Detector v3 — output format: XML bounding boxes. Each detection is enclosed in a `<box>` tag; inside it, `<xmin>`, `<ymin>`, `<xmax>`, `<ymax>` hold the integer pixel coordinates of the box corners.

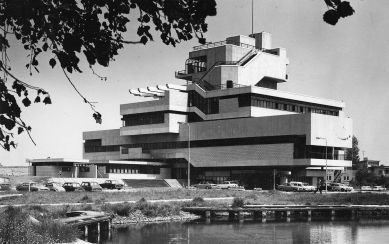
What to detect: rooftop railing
<box><xmin>193</xmin><ymin>40</ymin><xmax>256</xmax><ymax>51</ymax></box>
<box><xmin>193</xmin><ymin>39</ymin><xmax>280</xmax><ymax>56</ymax></box>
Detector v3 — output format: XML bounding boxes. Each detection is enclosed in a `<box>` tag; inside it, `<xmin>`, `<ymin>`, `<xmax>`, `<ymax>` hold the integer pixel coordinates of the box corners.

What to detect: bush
<box><xmin>102</xmin><ymin>203</ymin><xmax>133</xmax><ymax>217</ymax></box>
<box><xmin>192</xmin><ymin>197</ymin><xmax>205</xmax><ymax>206</ymax></box>
<box><xmin>136</xmin><ymin>197</ymin><xmax>148</xmax><ymax>210</ymax></box>
<box><xmin>231</xmin><ymin>197</ymin><xmax>245</xmax><ymax>208</ymax></box>
<box><xmin>0</xmin><ymin>206</ymin><xmax>79</xmax><ymax>244</ymax></box>
<box><xmin>79</xmin><ymin>194</ymin><xmax>93</xmax><ymax>203</ymax></box>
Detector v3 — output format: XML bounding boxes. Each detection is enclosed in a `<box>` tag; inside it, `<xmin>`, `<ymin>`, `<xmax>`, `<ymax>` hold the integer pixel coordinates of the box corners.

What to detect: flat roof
<box><xmin>30</xmin><ymin>158</ymin><xmax>90</xmax><ymax>163</ymax></box>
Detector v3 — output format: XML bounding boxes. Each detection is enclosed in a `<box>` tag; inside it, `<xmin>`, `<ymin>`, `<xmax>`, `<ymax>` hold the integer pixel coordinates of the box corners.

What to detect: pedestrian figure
<box><xmin>314</xmin><ymin>179</ymin><xmax>323</xmax><ymax>194</ymax></box>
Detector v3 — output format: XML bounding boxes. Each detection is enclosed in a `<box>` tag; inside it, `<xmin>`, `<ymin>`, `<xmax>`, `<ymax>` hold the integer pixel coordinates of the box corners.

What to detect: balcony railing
<box><xmin>308</xmin><ymin>152</ymin><xmax>349</xmax><ymax>161</ymax></box>
<box><xmin>188</xmin><ymin>79</ymin><xmax>249</xmax><ymax>91</ymax></box>
<box><xmin>175</xmin><ymin>70</ymin><xmax>188</xmax><ymax>76</ymax></box>
<box><xmin>193</xmin><ymin>40</ymin><xmax>256</xmax><ymax>51</ymax></box>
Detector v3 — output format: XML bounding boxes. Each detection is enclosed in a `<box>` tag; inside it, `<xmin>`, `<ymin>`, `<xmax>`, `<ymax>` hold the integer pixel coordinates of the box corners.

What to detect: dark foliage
<box><xmin>0</xmin><ymin>0</ymin><xmax>216</xmax><ymax>151</ymax></box>
<box><xmin>323</xmin><ymin>0</ymin><xmax>355</xmax><ymax>25</ymax></box>
<box><xmin>0</xmin><ymin>206</ymin><xmax>79</xmax><ymax>244</ymax></box>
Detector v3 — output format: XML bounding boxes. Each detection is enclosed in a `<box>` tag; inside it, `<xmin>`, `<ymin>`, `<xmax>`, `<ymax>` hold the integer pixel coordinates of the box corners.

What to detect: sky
<box><xmin>1</xmin><ymin>0</ymin><xmax>389</xmax><ymax>166</ymax></box>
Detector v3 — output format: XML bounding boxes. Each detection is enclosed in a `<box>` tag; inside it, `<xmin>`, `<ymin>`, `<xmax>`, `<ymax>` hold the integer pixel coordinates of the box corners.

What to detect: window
<box><xmin>186</xmin><ymin>56</ymin><xmax>207</xmax><ymax>74</ymax></box>
<box><xmin>188</xmin><ymin>91</ymin><xmax>219</xmax><ymax>114</ymax></box>
<box><xmin>62</xmin><ymin>167</ymin><xmax>71</xmax><ymax>172</ymax></box>
<box><xmin>123</xmin><ymin>112</ymin><xmax>164</xmax><ymax>127</ymax></box>
<box><xmin>80</xmin><ymin>167</ymin><xmax>90</xmax><ymax>172</ymax></box>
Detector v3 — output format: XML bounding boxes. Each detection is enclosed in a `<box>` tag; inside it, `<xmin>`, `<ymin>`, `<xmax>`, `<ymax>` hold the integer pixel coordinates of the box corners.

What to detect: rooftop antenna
<box><xmin>251</xmin><ymin>0</ymin><xmax>254</xmax><ymax>36</ymax></box>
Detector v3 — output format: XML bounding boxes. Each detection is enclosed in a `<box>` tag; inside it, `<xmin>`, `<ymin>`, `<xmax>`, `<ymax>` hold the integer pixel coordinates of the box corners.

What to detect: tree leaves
<box><xmin>49</xmin><ymin>58</ymin><xmax>56</xmax><ymax>68</ymax></box>
<box><xmin>22</xmin><ymin>97</ymin><xmax>31</xmax><ymax>107</ymax></box>
<box><xmin>0</xmin><ymin>115</ymin><xmax>15</xmax><ymax>131</ymax></box>
<box><xmin>324</xmin><ymin>10</ymin><xmax>340</xmax><ymax>25</ymax></box>
<box><xmin>42</xmin><ymin>96</ymin><xmax>52</xmax><ymax>105</ymax></box>
<box><xmin>0</xmin><ymin>0</ymin><xmax>215</xmax><ymax>152</ymax></box>
<box><xmin>323</xmin><ymin>0</ymin><xmax>354</xmax><ymax>26</ymax></box>
<box><xmin>337</xmin><ymin>2</ymin><xmax>355</xmax><ymax>18</ymax></box>
<box><xmin>93</xmin><ymin>112</ymin><xmax>102</xmax><ymax>124</ymax></box>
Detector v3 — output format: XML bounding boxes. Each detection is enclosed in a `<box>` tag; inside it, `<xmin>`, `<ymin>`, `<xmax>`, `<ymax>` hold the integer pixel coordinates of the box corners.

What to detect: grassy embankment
<box><xmin>2</xmin><ymin>189</ymin><xmax>389</xmax><ymax>242</ymax></box>
<box><xmin>3</xmin><ymin>188</ymin><xmax>389</xmax><ymax>206</ymax></box>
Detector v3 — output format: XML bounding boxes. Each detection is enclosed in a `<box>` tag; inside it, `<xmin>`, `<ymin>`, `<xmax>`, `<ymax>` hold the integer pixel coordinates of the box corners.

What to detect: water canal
<box><xmin>89</xmin><ymin>217</ymin><xmax>389</xmax><ymax>244</ymax></box>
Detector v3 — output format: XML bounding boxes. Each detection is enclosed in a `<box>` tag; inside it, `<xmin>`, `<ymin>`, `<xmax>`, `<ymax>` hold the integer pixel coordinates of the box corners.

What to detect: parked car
<box><xmin>361</xmin><ymin>186</ymin><xmax>372</xmax><ymax>191</ymax></box>
<box><xmin>217</xmin><ymin>181</ymin><xmax>238</xmax><ymax>189</ymax></box>
<box><xmin>16</xmin><ymin>182</ymin><xmax>49</xmax><ymax>192</ymax></box>
<box><xmin>99</xmin><ymin>180</ymin><xmax>124</xmax><ymax>190</ymax></box>
<box><xmin>302</xmin><ymin>182</ymin><xmax>317</xmax><ymax>192</ymax></box>
<box><xmin>290</xmin><ymin>181</ymin><xmax>314</xmax><ymax>192</ymax></box>
<box><xmin>81</xmin><ymin>182</ymin><xmax>103</xmax><ymax>192</ymax></box>
<box><xmin>0</xmin><ymin>177</ymin><xmax>11</xmax><ymax>191</ymax></box>
<box><xmin>62</xmin><ymin>182</ymin><xmax>84</xmax><ymax>192</ymax></box>
<box><xmin>45</xmin><ymin>182</ymin><xmax>66</xmax><ymax>192</ymax></box>
<box><xmin>372</xmin><ymin>186</ymin><xmax>386</xmax><ymax>191</ymax></box>
<box><xmin>330</xmin><ymin>183</ymin><xmax>353</xmax><ymax>192</ymax></box>
<box><xmin>192</xmin><ymin>181</ymin><xmax>220</xmax><ymax>189</ymax></box>
<box><xmin>277</xmin><ymin>182</ymin><xmax>303</xmax><ymax>192</ymax></box>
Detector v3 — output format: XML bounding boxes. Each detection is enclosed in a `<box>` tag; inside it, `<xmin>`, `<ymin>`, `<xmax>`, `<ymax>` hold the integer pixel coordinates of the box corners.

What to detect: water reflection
<box><xmin>98</xmin><ymin>218</ymin><xmax>389</xmax><ymax>244</ymax></box>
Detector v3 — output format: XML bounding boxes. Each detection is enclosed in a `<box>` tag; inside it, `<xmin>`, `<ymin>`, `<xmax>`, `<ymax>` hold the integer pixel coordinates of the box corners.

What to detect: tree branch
<box><xmin>60</xmin><ymin>66</ymin><xmax>99</xmax><ymax>113</ymax></box>
<box><xmin>0</xmin><ymin>63</ymin><xmax>49</xmax><ymax>93</ymax></box>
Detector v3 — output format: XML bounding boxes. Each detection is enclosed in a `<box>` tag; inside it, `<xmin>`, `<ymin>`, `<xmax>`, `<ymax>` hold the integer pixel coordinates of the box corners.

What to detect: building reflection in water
<box><xmin>97</xmin><ymin>219</ymin><xmax>389</xmax><ymax>244</ymax></box>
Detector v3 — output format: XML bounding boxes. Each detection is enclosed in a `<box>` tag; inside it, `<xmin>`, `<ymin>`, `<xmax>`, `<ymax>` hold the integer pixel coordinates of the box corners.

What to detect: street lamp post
<box><xmin>178</xmin><ymin>122</ymin><xmax>190</xmax><ymax>188</ymax></box>
<box><xmin>316</xmin><ymin>137</ymin><xmax>328</xmax><ymax>193</ymax></box>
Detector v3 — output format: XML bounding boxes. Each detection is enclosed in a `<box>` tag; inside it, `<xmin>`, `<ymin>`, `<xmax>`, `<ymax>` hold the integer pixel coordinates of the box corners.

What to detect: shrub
<box><xmin>192</xmin><ymin>197</ymin><xmax>205</xmax><ymax>206</ymax></box>
<box><xmin>136</xmin><ymin>197</ymin><xmax>148</xmax><ymax>210</ymax></box>
<box><xmin>231</xmin><ymin>197</ymin><xmax>245</xmax><ymax>208</ymax></box>
<box><xmin>0</xmin><ymin>206</ymin><xmax>79</xmax><ymax>244</ymax></box>
<box><xmin>102</xmin><ymin>203</ymin><xmax>133</xmax><ymax>217</ymax></box>
<box><xmin>79</xmin><ymin>194</ymin><xmax>93</xmax><ymax>203</ymax></box>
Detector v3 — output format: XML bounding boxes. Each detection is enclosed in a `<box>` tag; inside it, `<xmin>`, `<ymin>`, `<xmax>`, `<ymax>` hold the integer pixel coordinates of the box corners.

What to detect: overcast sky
<box><xmin>1</xmin><ymin>0</ymin><xmax>389</xmax><ymax>166</ymax></box>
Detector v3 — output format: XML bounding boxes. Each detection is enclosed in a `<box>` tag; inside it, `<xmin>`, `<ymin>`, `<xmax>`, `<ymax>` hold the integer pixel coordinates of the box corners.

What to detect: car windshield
<box><xmin>0</xmin><ymin>178</ymin><xmax>10</xmax><ymax>183</ymax></box>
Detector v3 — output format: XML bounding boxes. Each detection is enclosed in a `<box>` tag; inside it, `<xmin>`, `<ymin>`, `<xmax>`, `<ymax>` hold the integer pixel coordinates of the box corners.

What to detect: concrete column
<box><xmin>307</xmin><ymin>210</ymin><xmax>312</xmax><ymax>217</ymax></box>
<box><xmin>262</xmin><ymin>211</ymin><xmax>267</xmax><ymax>218</ymax></box>
<box><xmin>286</xmin><ymin>217</ymin><xmax>290</xmax><ymax>222</ymax></box>
<box><xmin>97</xmin><ymin>223</ymin><xmax>100</xmax><ymax>234</ymax></box>
<box><xmin>331</xmin><ymin>210</ymin><xmax>336</xmax><ymax>216</ymax></box>
<box><xmin>286</xmin><ymin>211</ymin><xmax>291</xmax><ymax>217</ymax></box>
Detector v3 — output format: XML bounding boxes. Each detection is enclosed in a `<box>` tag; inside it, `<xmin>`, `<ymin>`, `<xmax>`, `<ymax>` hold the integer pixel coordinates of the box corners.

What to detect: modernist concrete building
<box><xmin>29</xmin><ymin>32</ymin><xmax>353</xmax><ymax>189</ymax></box>
<box><xmin>77</xmin><ymin>32</ymin><xmax>353</xmax><ymax>189</ymax></box>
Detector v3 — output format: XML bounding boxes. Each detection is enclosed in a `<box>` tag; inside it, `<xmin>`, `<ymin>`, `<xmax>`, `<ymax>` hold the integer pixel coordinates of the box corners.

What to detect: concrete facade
<box><xmin>30</xmin><ymin>32</ymin><xmax>353</xmax><ymax>189</ymax></box>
